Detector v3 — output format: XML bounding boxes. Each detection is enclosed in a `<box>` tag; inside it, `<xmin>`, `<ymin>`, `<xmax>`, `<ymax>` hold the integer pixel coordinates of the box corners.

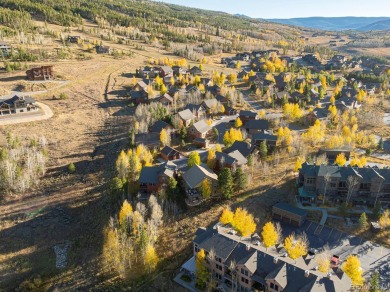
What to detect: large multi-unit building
<box><xmin>298</xmin><ymin>162</ymin><xmax>390</xmax><ymax>205</ymax></box>
<box><xmin>185</xmin><ymin>226</ymin><xmax>352</xmax><ymax>292</ymax></box>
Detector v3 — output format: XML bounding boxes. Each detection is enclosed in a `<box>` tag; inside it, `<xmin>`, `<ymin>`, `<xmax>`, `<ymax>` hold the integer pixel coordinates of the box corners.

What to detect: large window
<box><xmin>241</xmin><ymin>268</ymin><xmax>248</xmax><ymax>276</ymax></box>
<box><xmin>241</xmin><ymin>277</ymin><xmax>248</xmax><ymax>284</ymax></box>
<box><xmin>306</xmin><ymin>177</ymin><xmax>315</xmax><ymax>184</ymax></box>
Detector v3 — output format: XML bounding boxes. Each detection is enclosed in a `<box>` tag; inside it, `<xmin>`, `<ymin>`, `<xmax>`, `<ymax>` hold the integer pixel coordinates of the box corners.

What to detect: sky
<box><xmin>154</xmin><ymin>0</ymin><xmax>390</xmax><ymax>19</ymax></box>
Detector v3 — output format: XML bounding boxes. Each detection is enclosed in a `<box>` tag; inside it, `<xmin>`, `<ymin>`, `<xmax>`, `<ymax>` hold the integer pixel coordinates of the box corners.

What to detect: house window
<box><xmin>215</xmin><ymin>273</ymin><xmax>222</xmax><ymax>280</ymax></box>
<box><xmin>339</xmin><ymin>181</ymin><xmax>347</xmax><ymax>188</ymax></box>
<box><xmin>330</xmin><ymin>182</ymin><xmax>336</xmax><ymax>188</ymax></box>
<box><xmin>270</xmin><ymin>283</ymin><xmax>275</xmax><ymax>289</ymax></box>
<box><xmin>216</xmin><ymin>264</ymin><xmax>223</xmax><ymax>271</ymax></box>
<box><xmin>241</xmin><ymin>268</ymin><xmax>248</xmax><ymax>276</ymax></box>
<box><xmin>241</xmin><ymin>277</ymin><xmax>248</xmax><ymax>284</ymax></box>
<box><xmin>306</xmin><ymin>178</ymin><xmax>315</xmax><ymax>184</ymax></box>
<box><xmin>194</xmin><ymin>244</ymin><xmax>199</xmax><ymax>253</ymax></box>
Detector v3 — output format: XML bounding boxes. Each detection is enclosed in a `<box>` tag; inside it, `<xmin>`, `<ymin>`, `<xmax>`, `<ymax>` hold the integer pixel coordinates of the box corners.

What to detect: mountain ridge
<box><xmin>264</xmin><ymin>16</ymin><xmax>390</xmax><ymax>31</ymax></box>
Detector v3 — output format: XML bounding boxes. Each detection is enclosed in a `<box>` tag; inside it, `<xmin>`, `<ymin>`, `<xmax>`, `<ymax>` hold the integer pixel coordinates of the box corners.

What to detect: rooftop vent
<box><xmin>282</xmin><ymin>252</ymin><xmax>288</xmax><ymax>257</ymax></box>
<box><xmin>246</xmin><ymin>244</ymin><xmax>250</xmax><ymax>251</ymax></box>
<box><xmin>305</xmin><ymin>270</ymin><xmax>310</xmax><ymax>277</ymax></box>
<box><xmin>327</xmin><ymin>272</ymin><xmax>333</xmax><ymax>278</ymax></box>
<box><xmin>273</xmin><ymin>257</ymin><xmax>278</xmax><ymax>264</ymax></box>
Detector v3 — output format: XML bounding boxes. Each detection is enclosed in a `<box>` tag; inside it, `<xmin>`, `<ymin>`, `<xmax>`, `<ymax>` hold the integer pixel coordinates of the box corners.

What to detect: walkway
<box><xmin>296</xmin><ymin>201</ymin><xmax>329</xmax><ymax>226</ymax></box>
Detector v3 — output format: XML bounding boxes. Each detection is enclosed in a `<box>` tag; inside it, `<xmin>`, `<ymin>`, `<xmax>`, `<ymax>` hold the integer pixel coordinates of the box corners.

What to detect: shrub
<box><xmin>68</xmin><ymin>163</ymin><xmax>76</xmax><ymax>174</ymax></box>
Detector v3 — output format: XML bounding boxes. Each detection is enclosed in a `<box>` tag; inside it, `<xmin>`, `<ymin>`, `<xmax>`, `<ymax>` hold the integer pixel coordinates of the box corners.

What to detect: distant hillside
<box><xmin>266</xmin><ymin>17</ymin><xmax>390</xmax><ymax>31</ymax></box>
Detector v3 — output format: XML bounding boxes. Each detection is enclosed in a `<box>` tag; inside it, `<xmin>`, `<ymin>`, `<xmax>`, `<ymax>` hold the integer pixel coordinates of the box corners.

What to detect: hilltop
<box><xmin>266</xmin><ymin>16</ymin><xmax>390</xmax><ymax>31</ymax></box>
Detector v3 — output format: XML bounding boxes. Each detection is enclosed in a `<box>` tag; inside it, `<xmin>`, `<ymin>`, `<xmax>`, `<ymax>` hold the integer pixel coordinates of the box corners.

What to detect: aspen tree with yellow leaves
<box><xmin>343</xmin><ymin>255</ymin><xmax>364</xmax><ymax>286</ymax></box>
<box><xmin>284</xmin><ymin>233</ymin><xmax>308</xmax><ymax>260</ymax></box>
<box><xmin>261</xmin><ymin>222</ymin><xmax>279</xmax><ymax>249</ymax></box>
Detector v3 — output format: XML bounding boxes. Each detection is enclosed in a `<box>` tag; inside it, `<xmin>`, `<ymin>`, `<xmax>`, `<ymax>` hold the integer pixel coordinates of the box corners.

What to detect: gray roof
<box><xmin>252</xmin><ymin>132</ymin><xmax>277</xmax><ymax>143</ymax></box>
<box><xmin>197</xmin><ymin>232</ymin><xmax>238</xmax><ymax>260</ymax></box>
<box><xmin>265</xmin><ymin>263</ymin><xmax>288</xmax><ymax>288</ymax></box>
<box><xmin>239</xmin><ymin>110</ymin><xmax>258</xmax><ymax>118</ymax></box>
<box><xmin>202</xmin><ymin>98</ymin><xmax>218</xmax><ymax>110</ymax></box>
<box><xmin>161</xmin><ymin>145</ymin><xmax>179</xmax><ymax>157</ymax></box>
<box><xmin>194</xmin><ymin>227</ymin><xmax>353</xmax><ymax>291</ymax></box>
<box><xmin>216</xmin><ymin>151</ymin><xmax>236</xmax><ymax>166</ymax></box>
<box><xmin>273</xmin><ymin>202</ymin><xmax>307</xmax><ymax>217</ymax></box>
<box><xmin>245</xmin><ymin>119</ymin><xmax>269</xmax><ymax>130</ymax></box>
<box><xmin>139</xmin><ymin>162</ymin><xmax>174</xmax><ymax>184</ymax></box>
<box><xmin>225</xmin><ymin>141</ymin><xmax>253</xmax><ymax>158</ymax></box>
<box><xmin>182</xmin><ymin>164</ymin><xmax>218</xmax><ymax>189</ymax></box>
<box><xmin>0</xmin><ymin>95</ymin><xmax>36</xmax><ymax>106</ymax></box>
<box><xmin>227</xmin><ymin>150</ymin><xmax>248</xmax><ymax>166</ymax></box>
<box><xmin>178</xmin><ymin>109</ymin><xmax>194</xmax><ymax>121</ymax></box>
<box><xmin>135</xmin><ymin>133</ymin><xmax>160</xmax><ymax>146</ymax></box>
<box><xmin>185</xmin><ymin>103</ymin><xmax>205</xmax><ymax>113</ymax></box>
<box><xmin>192</xmin><ymin>120</ymin><xmax>212</xmax><ymax>134</ymax></box>
<box><xmin>149</xmin><ymin>120</ymin><xmax>170</xmax><ymax>133</ymax></box>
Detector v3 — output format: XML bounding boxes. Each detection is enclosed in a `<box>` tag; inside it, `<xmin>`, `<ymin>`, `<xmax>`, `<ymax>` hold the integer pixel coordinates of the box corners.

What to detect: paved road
<box><xmin>0</xmin><ymin>102</ymin><xmax>53</xmax><ymax>125</ymax></box>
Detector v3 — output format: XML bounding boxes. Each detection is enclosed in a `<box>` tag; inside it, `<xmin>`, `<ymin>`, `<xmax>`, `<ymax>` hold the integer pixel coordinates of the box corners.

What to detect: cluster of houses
<box><xmin>136</xmin><ymin>106</ymin><xmax>276</xmax><ymax>204</ymax></box>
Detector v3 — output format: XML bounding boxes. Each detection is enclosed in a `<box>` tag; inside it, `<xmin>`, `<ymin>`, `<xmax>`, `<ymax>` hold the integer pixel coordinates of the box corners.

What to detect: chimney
<box><xmin>246</xmin><ymin>244</ymin><xmax>250</xmax><ymax>251</ymax></box>
<box><xmin>305</xmin><ymin>270</ymin><xmax>310</xmax><ymax>277</ymax></box>
<box><xmin>273</xmin><ymin>257</ymin><xmax>278</xmax><ymax>264</ymax></box>
<box><xmin>327</xmin><ymin>272</ymin><xmax>333</xmax><ymax>278</ymax></box>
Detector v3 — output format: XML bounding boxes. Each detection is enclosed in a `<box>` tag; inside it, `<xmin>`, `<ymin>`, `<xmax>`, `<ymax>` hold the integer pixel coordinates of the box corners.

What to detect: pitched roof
<box><xmin>216</xmin><ymin>151</ymin><xmax>236</xmax><ymax>166</ymax></box>
<box><xmin>202</xmin><ymin>98</ymin><xmax>218</xmax><ymax>109</ymax></box>
<box><xmin>196</xmin><ymin>232</ymin><xmax>238</xmax><ymax>260</ymax></box>
<box><xmin>161</xmin><ymin>145</ymin><xmax>179</xmax><ymax>157</ymax></box>
<box><xmin>266</xmin><ymin>263</ymin><xmax>288</xmax><ymax>288</ymax></box>
<box><xmin>239</xmin><ymin>110</ymin><xmax>258</xmax><ymax>118</ymax></box>
<box><xmin>225</xmin><ymin>141</ymin><xmax>253</xmax><ymax>158</ymax></box>
<box><xmin>245</xmin><ymin>119</ymin><xmax>269</xmax><ymax>130</ymax></box>
<box><xmin>273</xmin><ymin>202</ymin><xmax>307</xmax><ymax>217</ymax></box>
<box><xmin>252</xmin><ymin>132</ymin><xmax>278</xmax><ymax>142</ymax></box>
<box><xmin>139</xmin><ymin>163</ymin><xmax>175</xmax><ymax>184</ymax></box>
<box><xmin>185</xmin><ymin>103</ymin><xmax>205</xmax><ymax>113</ymax></box>
<box><xmin>192</xmin><ymin>120</ymin><xmax>212</xmax><ymax>134</ymax></box>
<box><xmin>182</xmin><ymin>164</ymin><xmax>218</xmax><ymax>189</ymax></box>
<box><xmin>227</xmin><ymin>150</ymin><xmax>248</xmax><ymax>166</ymax></box>
<box><xmin>149</xmin><ymin>120</ymin><xmax>170</xmax><ymax>133</ymax></box>
<box><xmin>0</xmin><ymin>95</ymin><xmax>36</xmax><ymax>106</ymax></box>
<box><xmin>178</xmin><ymin>109</ymin><xmax>195</xmax><ymax>121</ymax></box>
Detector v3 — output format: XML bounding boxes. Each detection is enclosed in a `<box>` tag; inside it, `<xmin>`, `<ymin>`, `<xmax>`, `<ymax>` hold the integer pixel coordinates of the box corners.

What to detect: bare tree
<box><xmin>322</xmin><ymin>173</ymin><xmax>331</xmax><ymax>205</ymax></box>
<box><xmin>346</xmin><ymin>175</ymin><xmax>360</xmax><ymax>205</ymax></box>
<box><xmin>275</xmin><ymin>222</ymin><xmax>283</xmax><ymax>245</ymax></box>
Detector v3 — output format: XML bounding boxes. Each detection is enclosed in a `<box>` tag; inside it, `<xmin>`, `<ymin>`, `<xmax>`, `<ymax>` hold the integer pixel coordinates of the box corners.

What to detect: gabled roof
<box><xmin>196</xmin><ymin>232</ymin><xmax>238</xmax><ymax>260</ymax></box>
<box><xmin>139</xmin><ymin>162</ymin><xmax>175</xmax><ymax>184</ymax></box>
<box><xmin>216</xmin><ymin>151</ymin><xmax>236</xmax><ymax>166</ymax></box>
<box><xmin>185</xmin><ymin>103</ymin><xmax>205</xmax><ymax>113</ymax></box>
<box><xmin>192</xmin><ymin>120</ymin><xmax>212</xmax><ymax>134</ymax></box>
<box><xmin>245</xmin><ymin>119</ymin><xmax>269</xmax><ymax>130</ymax></box>
<box><xmin>266</xmin><ymin>263</ymin><xmax>288</xmax><ymax>288</ymax></box>
<box><xmin>182</xmin><ymin>164</ymin><xmax>218</xmax><ymax>189</ymax></box>
<box><xmin>202</xmin><ymin>98</ymin><xmax>218</xmax><ymax>110</ymax></box>
<box><xmin>225</xmin><ymin>141</ymin><xmax>253</xmax><ymax>158</ymax></box>
<box><xmin>0</xmin><ymin>95</ymin><xmax>35</xmax><ymax>106</ymax></box>
<box><xmin>273</xmin><ymin>202</ymin><xmax>307</xmax><ymax>217</ymax></box>
<box><xmin>135</xmin><ymin>132</ymin><xmax>160</xmax><ymax>146</ymax></box>
<box><xmin>178</xmin><ymin>109</ymin><xmax>195</xmax><ymax>121</ymax></box>
<box><xmin>161</xmin><ymin>145</ymin><xmax>180</xmax><ymax>157</ymax></box>
<box><xmin>149</xmin><ymin>120</ymin><xmax>170</xmax><ymax>133</ymax></box>
<box><xmin>239</xmin><ymin>110</ymin><xmax>258</xmax><ymax>118</ymax></box>
<box><xmin>227</xmin><ymin>150</ymin><xmax>248</xmax><ymax>166</ymax></box>
<box><xmin>252</xmin><ymin>132</ymin><xmax>277</xmax><ymax>142</ymax></box>
<box><xmin>158</xmin><ymin>93</ymin><xmax>173</xmax><ymax>103</ymax></box>
<box><xmin>159</xmin><ymin>66</ymin><xmax>173</xmax><ymax>73</ymax></box>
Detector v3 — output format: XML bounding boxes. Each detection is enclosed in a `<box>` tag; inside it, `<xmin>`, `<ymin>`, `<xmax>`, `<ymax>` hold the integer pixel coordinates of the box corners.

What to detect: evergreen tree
<box><xmin>370</xmin><ymin>272</ymin><xmax>380</xmax><ymax>292</ymax></box>
<box><xmin>259</xmin><ymin>140</ymin><xmax>268</xmax><ymax>158</ymax></box>
<box><xmin>358</xmin><ymin>212</ymin><xmax>368</xmax><ymax>230</ymax></box>
<box><xmin>378</xmin><ymin>137</ymin><xmax>384</xmax><ymax>150</ymax></box>
<box><xmin>234</xmin><ymin>167</ymin><xmax>247</xmax><ymax>191</ymax></box>
<box><xmin>373</xmin><ymin>202</ymin><xmax>382</xmax><ymax>220</ymax></box>
<box><xmin>218</xmin><ymin>168</ymin><xmax>234</xmax><ymax>199</ymax></box>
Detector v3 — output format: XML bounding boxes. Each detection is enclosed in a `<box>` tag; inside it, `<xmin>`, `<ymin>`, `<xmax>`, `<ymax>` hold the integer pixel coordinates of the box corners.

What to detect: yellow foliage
<box><xmin>201</xmin><ymin>179</ymin><xmax>212</xmax><ymax>199</ymax></box>
<box><xmin>160</xmin><ymin>129</ymin><xmax>169</xmax><ymax>146</ymax></box>
<box><xmin>335</xmin><ymin>153</ymin><xmax>347</xmax><ymax>166</ymax></box>
<box><xmin>350</xmin><ymin>156</ymin><xmax>367</xmax><ymax>168</ymax></box>
<box><xmin>284</xmin><ymin>233</ymin><xmax>308</xmax><ymax>260</ymax></box>
<box><xmin>343</xmin><ymin>255</ymin><xmax>364</xmax><ymax>286</ymax></box>
<box><xmin>259</xmin><ymin>109</ymin><xmax>266</xmax><ymax>119</ymax></box>
<box><xmin>233</xmin><ymin>207</ymin><xmax>256</xmax><ymax>237</ymax></box>
<box><xmin>220</xmin><ymin>208</ymin><xmax>234</xmax><ymax>225</ymax></box>
<box><xmin>379</xmin><ymin>210</ymin><xmax>390</xmax><ymax>228</ymax></box>
<box><xmin>119</xmin><ymin>200</ymin><xmax>133</xmax><ymax>227</ymax></box>
<box><xmin>223</xmin><ymin>128</ymin><xmax>243</xmax><ymax>146</ymax></box>
<box><xmin>235</xmin><ymin>117</ymin><xmax>243</xmax><ymax>128</ymax></box>
<box><xmin>294</xmin><ymin>157</ymin><xmax>305</xmax><ymax>172</ymax></box>
<box><xmin>283</xmin><ymin>103</ymin><xmax>304</xmax><ymax>121</ymax></box>
<box><xmin>145</xmin><ymin>243</ymin><xmax>158</xmax><ymax>272</ymax></box>
<box><xmin>261</xmin><ymin>222</ymin><xmax>278</xmax><ymax>248</ymax></box>
<box><xmin>302</xmin><ymin>120</ymin><xmax>325</xmax><ymax>146</ymax></box>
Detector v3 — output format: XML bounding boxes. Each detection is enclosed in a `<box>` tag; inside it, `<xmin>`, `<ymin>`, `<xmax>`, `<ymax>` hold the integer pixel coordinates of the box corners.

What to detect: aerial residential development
<box><xmin>0</xmin><ymin>0</ymin><xmax>389</xmax><ymax>291</ymax></box>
